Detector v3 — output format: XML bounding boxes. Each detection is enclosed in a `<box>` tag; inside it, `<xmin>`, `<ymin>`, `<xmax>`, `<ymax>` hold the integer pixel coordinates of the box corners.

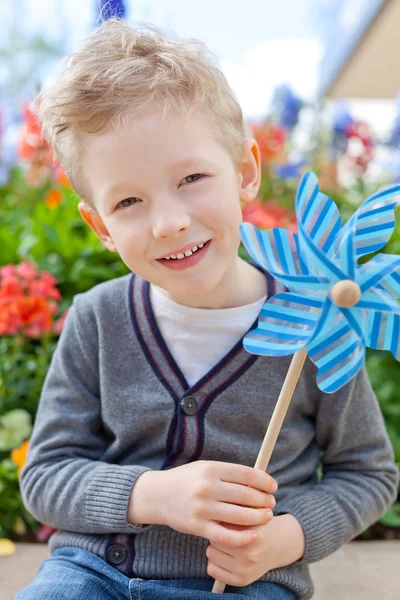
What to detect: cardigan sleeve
<box><xmin>274</xmin><ymin>364</ymin><xmax>399</xmax><ymax>564</ymax></box>
<box><xmin>20</xmin><ymin>294</ymin><xmax>152</xmax><ymax>534</ymax></box>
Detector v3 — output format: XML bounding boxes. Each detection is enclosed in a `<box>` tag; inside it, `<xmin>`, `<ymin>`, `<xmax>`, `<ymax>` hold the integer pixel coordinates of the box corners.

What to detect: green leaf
<box><xmin>379</xmin><ymin>503</ymin><xmax>400</xmax><ymax>528</ymax></box>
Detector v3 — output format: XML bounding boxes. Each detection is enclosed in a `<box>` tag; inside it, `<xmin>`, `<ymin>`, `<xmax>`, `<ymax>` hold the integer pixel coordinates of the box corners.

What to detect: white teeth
<box><xmin>163</xmin><ymin>241</ymin><xmax>207</xmax><ymax>260</ymax></box>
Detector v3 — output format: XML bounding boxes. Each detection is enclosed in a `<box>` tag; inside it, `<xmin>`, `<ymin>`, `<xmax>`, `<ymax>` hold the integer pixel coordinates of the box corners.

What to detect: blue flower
<box><xmin>240</xmin><ymin>172</ymin><xmax>400</xmax><ymax>393</ymax></box>
<box><xmin>271</xmin><ymin>84</ymin><xmax>303</xmax><ymax>129</ymax></box>
<box><xmin>275</xmin><ymin>159</ymin><xmax>307</xmax><ymax>180</ymax></box>
<box><xmin>98</xmin><ymin>0</ymin><xmax>126</xmax><ymax>21</ymax></box>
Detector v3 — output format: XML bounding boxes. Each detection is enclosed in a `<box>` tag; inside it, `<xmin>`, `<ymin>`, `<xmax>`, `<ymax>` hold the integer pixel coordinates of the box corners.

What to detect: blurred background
<box><xmin>0</xmin><ymin>0</ymin><xmax>399</xmax><ymax>552</ymax></box>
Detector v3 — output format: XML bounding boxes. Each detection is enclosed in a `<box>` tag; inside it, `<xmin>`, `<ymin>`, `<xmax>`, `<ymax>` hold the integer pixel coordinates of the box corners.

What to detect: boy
<box><xmin>16</xmin><ymin>18</ymin><xmax>398</xmax><ymax>600</ymax></box>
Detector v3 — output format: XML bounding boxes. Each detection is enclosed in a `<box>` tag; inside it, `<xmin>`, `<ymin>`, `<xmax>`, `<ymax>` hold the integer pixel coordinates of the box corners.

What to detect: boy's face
<box><xmin>79</xmin><ymin>109</ymin><xmax>261</xmax><ymax>307</ymax></box>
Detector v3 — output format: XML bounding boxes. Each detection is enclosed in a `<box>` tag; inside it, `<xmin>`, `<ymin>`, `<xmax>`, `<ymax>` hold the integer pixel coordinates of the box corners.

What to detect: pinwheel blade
<box><xmin>239</xmin><ymin>223</ymin><xmax>330</xmax><ymax>294</ymax></box>
<box><xmin>243</xmin><ymin>293</ymin><xmax>323</xmax><ymax>356</ymax></box>
<box><xmin>356</xmin><ymin>254</ymin><xmax>400</xmax><ymax>293</ymax></box>
<box><xmin>334</xmin><ymin>186</ymin><xmax>400</xmax><ymax>278</ymax></box>
<box><xmin>295</xmin><ymin>172</ymin><xmax>342</xmax><ymax>256</ymax></box>
<box><xmin>295</xmin><ymin>173</ymin><xmax>347</xmax><ymax>282</ymax></box>
<box><xmin>378</xmin><ymin>270</ymin><xmax>400</xmax><ymax>299</ymax></box>
<box><xmin>307</xmin><ymin>305</ymin><xmax>365</xmax><ymax>392</ymax></box>
<box><xmin>366</xmin><ymin>310</ymin><xmax>400</xmax><ymax>360</ymax></box>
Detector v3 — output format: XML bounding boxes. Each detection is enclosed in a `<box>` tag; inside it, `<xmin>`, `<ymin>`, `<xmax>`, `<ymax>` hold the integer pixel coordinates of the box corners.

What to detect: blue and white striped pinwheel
<box><xmin>240</xmin><ymin>172</ymin><xmax>400</xmax><ymax>393</ymax></box>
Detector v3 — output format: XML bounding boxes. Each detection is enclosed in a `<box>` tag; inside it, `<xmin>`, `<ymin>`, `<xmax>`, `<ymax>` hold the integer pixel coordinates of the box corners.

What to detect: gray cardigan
<box><xmin>20</xmin><ymin>273</ymin><xmax>399</xmax><ymax>599</ymax></box>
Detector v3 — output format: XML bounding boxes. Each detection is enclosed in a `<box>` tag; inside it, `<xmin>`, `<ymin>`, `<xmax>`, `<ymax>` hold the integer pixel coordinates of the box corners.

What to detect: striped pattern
<box><xmin>333</xmin><ymin>186</ymin><xmax>400</xmax><ymax>278</ymax></box>
<box><xmin>378</xmin><ymin>270</ymin><xmax>400</xmax><ymax>298</ymax></box>
<box><xmin>240</xmin><ymin>171</ymin><xmax>400</xmax><ymax>393</ymax></box>
<box><xmin>239</xmin><ymin>223</ymin><xmax>330</xmax><ymax>294</ymax></box>
<box><xmin>356</xmin><ymin>254</ymin><xmax>400</xmax><ymax>293</ymax></box>
<box><xmin>366</xmin><ymin>310</ymin><xmax>400</xmax><ymax>360</ymax></box>
<box><xmin>295</xmin><ymin>173</ymin><xmax>346</xmax><ymax>282</ymax></box>
<box><xmin>307</xmin><ymin>303</ymin><xmax>366</xmax><ymax>393</ymax></box>
<box><xmin>243</xmin><ymin>293</ymin><xmax>324</xmax><ymax>356</ymax></box>
<box><xmin>295</xmin><ymin>172</ymin><xmax>342</xmax><ymax>257</ymax></box>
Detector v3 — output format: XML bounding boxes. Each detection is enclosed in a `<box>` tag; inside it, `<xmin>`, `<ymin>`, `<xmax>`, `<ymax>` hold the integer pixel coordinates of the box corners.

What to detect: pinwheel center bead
<box><xmin>330</xmin><ymin>280</ymin><xmax>361</xmax><ymax>308</ymax></box>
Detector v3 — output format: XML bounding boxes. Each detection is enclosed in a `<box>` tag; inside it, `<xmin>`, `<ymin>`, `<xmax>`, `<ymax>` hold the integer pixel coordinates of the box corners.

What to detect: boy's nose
<box><xmin>151</xmin><ymin>202</ymin><xmax>191</xmax><ymax>239</ymax></box>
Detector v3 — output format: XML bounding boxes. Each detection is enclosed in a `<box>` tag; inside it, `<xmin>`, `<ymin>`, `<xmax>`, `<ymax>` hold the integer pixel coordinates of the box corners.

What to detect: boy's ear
<box><xmin>78</xmin><ymin>202</ymin><xmax>118</xmax><ymax>253</ymax></box>
<box><xmin>239</xmin><ymin>139</ymin><xmax>261</xmax><ymax>203</ymax></box>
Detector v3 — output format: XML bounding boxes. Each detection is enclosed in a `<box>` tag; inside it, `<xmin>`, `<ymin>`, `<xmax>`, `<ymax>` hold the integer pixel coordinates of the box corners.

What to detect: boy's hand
<box><xmin>129</xmin><ymin>461</ymin><xmax>277</xmax><ymax>547</ymax></box>
<box><xmin>205</xmin><ymin>514</ymin><xmax>306</xmax><ymax>588</ymax></box>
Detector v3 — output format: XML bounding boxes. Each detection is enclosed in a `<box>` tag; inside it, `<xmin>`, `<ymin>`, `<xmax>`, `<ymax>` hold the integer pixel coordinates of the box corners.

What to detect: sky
<box><xmin>0</xmin><ymin>0</ymin><xmax>396</xmax><ymax>135</ymax></box>
<box><xmin>0</xmin><ymin>0</ymin><xmax>324</xmax><ymax>118</ymax></box>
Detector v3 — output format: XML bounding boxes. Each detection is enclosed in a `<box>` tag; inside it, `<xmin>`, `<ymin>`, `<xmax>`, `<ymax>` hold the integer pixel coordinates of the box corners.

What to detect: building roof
<box><xmin>317</xmin><ymin>0</ymin><xmax>394</xmax><ymax>98</ymax></box>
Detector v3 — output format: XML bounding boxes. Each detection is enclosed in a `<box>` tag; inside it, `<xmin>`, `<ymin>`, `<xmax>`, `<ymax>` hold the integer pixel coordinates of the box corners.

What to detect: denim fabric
<box><xmin>15</xmin><ymin>547</ymin><xmax>298</xmax><ymax>600</ymax></box>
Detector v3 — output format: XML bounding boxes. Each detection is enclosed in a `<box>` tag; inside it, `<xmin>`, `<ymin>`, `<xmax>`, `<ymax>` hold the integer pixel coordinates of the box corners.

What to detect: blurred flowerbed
<box><xmin>0</xmin><ymin>89</ymin><xmax>399</xmax><ymax>553</ymax></box>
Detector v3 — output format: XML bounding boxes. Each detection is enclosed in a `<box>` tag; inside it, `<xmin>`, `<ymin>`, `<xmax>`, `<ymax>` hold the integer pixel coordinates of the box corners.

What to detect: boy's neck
<box><xmin>153</xmin><ymin>258</ymin><xmax>268</xmax><ymax>310</ymax></box>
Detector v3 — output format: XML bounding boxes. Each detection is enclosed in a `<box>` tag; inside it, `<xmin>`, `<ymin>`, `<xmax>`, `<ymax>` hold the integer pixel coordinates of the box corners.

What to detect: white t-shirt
<box><xmin>150</xmin><ymin>284</ymin><xmax>267</xmax><ymax>387</ymax></box>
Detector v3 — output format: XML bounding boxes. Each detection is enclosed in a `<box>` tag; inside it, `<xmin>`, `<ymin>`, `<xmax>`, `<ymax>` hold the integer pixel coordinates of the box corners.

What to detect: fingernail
<box><xmin>272</xmin><ymin>481</ymin><xmax>278</xmax><ymax>492</ymax></box>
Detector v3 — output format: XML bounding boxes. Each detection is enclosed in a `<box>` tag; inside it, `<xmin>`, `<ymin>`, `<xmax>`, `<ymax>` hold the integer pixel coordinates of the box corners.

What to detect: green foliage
<box><xmin>0</xmin><ymin>458</ymin><xmax>38</xmax><ymax>539</ymax></box>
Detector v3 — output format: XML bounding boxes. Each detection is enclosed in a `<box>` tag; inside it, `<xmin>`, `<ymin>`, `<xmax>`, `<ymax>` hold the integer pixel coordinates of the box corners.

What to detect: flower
<box><xmin>240</xmin><ymin>172</ymin><xmax>400</xmax><ymax>393</ymax></box>
<box><xmin>270</xmin><ymin>84</ymin><xmax>303</xmax><ymax>129</ymax></box>
<box><xmin>11</xmin><ymin>439</ymin><xmax>30</xmax><ymax>477</ymax></box>
<box><xmin>242</xmin><ymin>199</ymin><xmax>297</xmax><ymax>233</ymax></box>
<box><xmin>251</xmin><ymin>121</ymin><xmax>286</xmax><ymax>166</ymax></box>
<box><xmin>18</xmin><ymin>103</ymin><xmax>53</xmax><ymax>186</ymax></box>
<box><xmin>274</xmin><ymin>159</ymin><xmax>307</xmax><ymax>180</ymax></box>
<box><xmin>45</xmin><ymin>188</ymin><xmax>63</xmax><ymax>209</ymax></box>
<box><xmin>0</xmin><ymin>262</ymin><xmax>61</xmax><ymax>338</ymax></box>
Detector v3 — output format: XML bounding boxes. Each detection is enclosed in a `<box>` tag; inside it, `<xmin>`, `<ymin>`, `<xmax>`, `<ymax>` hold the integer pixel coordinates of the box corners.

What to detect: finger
<box><xmin>206</xmin><ymin>544</ymin><xmax>237</xmax><ymax>569</ymax></box>
<box><xmin>205</xmin><ymin>522</ymin><xmax>258</xmax><ymax>548</ymax></box>
<box><xmin>209</xmin><ymin>502</ymin><xmax>273</xmax><ymax>527</ymax></box>
<box><xmin>216</xmin><ymin>462</ymin><xmax>278</xmax><ymax>494</ymax></box>
<box><xmin>207</xmin><ymin>542</ymin><xmax>235</xmax><ymax>559</ymax></box>
<box><xmin>217</xmin><ymin>481</ymin><xmax>276</xmax><ymax>509</ymax></box>
<box><xmin>207</xmin><ymin>560</ymin><xmax>243</xmax><ymax>588</ymax></box>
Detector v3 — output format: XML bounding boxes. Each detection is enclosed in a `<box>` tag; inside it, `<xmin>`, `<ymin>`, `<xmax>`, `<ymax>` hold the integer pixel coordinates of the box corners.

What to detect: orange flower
<box><xmin>54</xmin><ymin>166</ymin><xmax>71</xmax><ymax>188</ymax></box>
<box><xmin>11</xmin><ymin>440</ymin><xmax>30</xmax><ymax>477</ymax></box>
<box><xmin>45</xmin><ymin>189</ymin><xmax>63</xmax><ymax>209</ymax></box>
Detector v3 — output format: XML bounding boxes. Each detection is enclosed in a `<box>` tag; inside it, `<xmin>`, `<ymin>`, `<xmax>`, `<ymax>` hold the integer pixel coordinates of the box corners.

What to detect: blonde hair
<box><xmin>36</xmin><ymin>18</ymin><xmax>246</xmax><ymax>200</ymax></box>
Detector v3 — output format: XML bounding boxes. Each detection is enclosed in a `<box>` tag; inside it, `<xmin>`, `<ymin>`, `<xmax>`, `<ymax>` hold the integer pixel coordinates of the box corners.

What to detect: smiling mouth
<box><xmin>160</xmin><ymin>240</ymin><xmax>210</xmax><ymax>261</ymax></box>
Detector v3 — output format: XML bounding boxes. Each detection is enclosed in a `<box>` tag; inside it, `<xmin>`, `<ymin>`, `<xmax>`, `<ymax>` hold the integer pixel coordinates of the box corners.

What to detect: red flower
<box><xmin>242</xmin><ymin>199</ymin><xmax>297</xmax><ymax>232</ymax></box>
<box><xmin>0</xmin><ymin>262</ymin><xmax>62</xmax><ymax>338</ymax></box>
<box><xmin>251</xmin><ymin>121</ymin><xmax>286</xmax><ymax>166</ymax></box>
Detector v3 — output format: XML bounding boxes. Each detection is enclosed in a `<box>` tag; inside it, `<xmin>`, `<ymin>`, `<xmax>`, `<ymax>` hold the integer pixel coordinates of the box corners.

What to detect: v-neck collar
<box><xmin>129</xmin><ymin>269</ymin><xmax>276</xmax><ymax>400</ymax></box>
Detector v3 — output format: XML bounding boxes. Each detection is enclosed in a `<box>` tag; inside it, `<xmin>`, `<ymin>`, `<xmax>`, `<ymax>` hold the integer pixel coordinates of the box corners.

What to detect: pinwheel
<box><xmin>211</xmin><ymin>172</ymin><xmax>400</xmax><ymax>593</ymax></box>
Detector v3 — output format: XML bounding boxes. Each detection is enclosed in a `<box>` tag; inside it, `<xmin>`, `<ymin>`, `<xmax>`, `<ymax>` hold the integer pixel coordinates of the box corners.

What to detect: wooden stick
<box><xmin>211</xmin><ymin>348</ymin><xmax>308</xmax><ymax>594</ymax></box>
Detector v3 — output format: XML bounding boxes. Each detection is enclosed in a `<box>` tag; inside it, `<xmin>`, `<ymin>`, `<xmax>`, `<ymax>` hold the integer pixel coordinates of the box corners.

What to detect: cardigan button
<box><xmin>181</xmin><ymin>396</ymin><xmax>199</xmax><ymax>416</ymax></box>
<box><xmin>107</xmin><ymin>543</ymin><xmax>127</xmax><ymax>565</ymax></box>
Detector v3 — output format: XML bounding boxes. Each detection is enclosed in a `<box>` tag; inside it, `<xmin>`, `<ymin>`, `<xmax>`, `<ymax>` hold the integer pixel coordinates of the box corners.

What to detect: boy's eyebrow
<box><xmin>101</xmin><ymin>157</ymin><xmax>215</xmax><ymax>202</ymax></box>
<box><xmin>170</xmin><ymin>156</ymin><xmax>214</xmax><ymax>169</ymax></box>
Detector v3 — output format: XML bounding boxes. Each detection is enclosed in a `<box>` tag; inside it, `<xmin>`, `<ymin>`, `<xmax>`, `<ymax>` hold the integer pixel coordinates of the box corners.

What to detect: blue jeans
<box><xmin>15</xmin><ymin>547</ymin><xmax>298</xmax><ymax>599</ymax></box>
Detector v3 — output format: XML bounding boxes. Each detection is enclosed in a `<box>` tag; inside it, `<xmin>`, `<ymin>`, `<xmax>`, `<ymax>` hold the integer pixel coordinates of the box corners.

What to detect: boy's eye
<box><xmin>182</xmin><ymin>173</ymin><xmax>205</xmax><ymax>185</ymax></box>
<box><xmin>116</xmin><ymin>197</ymin><xmax>139</xmax><ymax>209</ymax></box>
